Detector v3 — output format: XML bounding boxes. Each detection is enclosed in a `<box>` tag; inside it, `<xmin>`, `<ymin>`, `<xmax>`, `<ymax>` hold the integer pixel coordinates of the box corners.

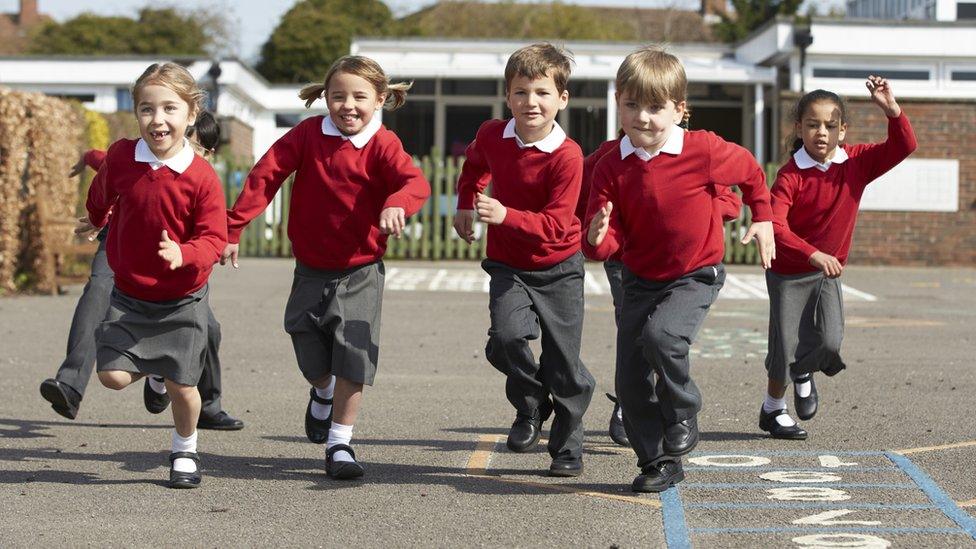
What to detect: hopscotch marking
<box><xmin>660</xmin><ymin>450</ymin><xmax>976</xmax><ymax>548</ymax></box>
<box><xmin>383</xmin><ymin>268</ymin><xmax>878</xmax><ymax>301</ymax></box>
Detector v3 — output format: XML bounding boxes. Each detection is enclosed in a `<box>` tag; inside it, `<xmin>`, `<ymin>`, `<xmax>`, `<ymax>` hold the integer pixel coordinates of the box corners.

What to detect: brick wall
<box><xmin>219</xmin><ymin>117</ymin><xmax>254</xmax><ymax>163</ymax></box>
<box><xmin>777</xmin><ymin>93</ymin><xmax>976</xmax><ymax>266</ymax></box>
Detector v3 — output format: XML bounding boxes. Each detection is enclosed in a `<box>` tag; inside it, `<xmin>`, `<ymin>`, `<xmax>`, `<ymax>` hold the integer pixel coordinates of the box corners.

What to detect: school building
<box><xmin>0</xmin><ymin>5</ymin><xmax>973</xmax><ymax>266</ymax></box>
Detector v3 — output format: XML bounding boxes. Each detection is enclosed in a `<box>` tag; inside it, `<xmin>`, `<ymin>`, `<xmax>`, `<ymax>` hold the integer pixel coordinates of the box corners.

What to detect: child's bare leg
<box><xmin>166</xmin><ymin>380</ymin><xmax>201</xmax><ymax>437</ymax></box>
<box><xmin>766</xmin><ymin>378</ymin><xmax>787</xmax><ymax>400</ymax></box>
<box><xmin>98</xmin><ymin>370</ymin><xmax>144</xmax><ymax>390</ymax></box>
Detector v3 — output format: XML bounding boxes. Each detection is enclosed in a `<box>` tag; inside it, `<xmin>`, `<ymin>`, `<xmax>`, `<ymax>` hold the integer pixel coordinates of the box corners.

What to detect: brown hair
<box><xmin>298</xmin><ymin>55</ymin><xmax>411</xmax><ymax>111</ymax></box>
<box><xmin>616</xmin><ymin>46</ymin><xmax>690</xmax><ymax>125</ymax></box>
<box><xmin>504</xmin><ymin>42</ymin><xmax>573</xmax><ymax>94</ymax></box>
<box><xmin>132</xmin><ymin>62</ymin><xmax>206</xmax><ymax>117</ymax></box>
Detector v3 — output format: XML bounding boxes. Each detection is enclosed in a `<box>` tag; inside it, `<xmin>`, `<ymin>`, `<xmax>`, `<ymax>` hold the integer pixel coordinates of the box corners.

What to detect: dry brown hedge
<box><xmin>0</xmin><ymin>87</ymin><xmax>84</xmax><ymax>294</ymax></box>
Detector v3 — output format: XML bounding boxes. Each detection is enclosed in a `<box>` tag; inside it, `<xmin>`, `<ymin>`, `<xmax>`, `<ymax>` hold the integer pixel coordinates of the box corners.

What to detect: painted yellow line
<box><xmin>463</xmin><ymin>435</ymin><xmax>661</xmax><ymax>508</ymax></box>
<box><xmin>894</xmin><ymin>439</ymin><xmax>976</xmax><ymax>455</ymax></box>
<box><xmin>957</xmin><ymin>499</ymin><xmax>976</xmax><ymax>508</ymax></box>
<box><xmin>465</xmin><ymin>434</ymin><xmax>500</xmax><ymax>476</ymax></box>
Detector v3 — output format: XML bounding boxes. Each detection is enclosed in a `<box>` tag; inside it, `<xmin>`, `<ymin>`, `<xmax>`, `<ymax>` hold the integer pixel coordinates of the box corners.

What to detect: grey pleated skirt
<box><xmin>765</xmin><ymin>270</ymin><xmax>846</xmax><ymax>384</ymax></box>
<box><xmin>95</xmin><ymin>285</ymin><xmax>211</xmax><ymax>386</ymax></box>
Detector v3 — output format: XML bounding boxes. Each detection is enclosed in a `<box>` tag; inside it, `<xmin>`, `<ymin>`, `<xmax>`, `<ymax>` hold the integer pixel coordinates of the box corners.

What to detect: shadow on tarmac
<box><xmin>0</xmin><ymin>417</ymin><xmax>169</xmax><ymax>440</ymax></box>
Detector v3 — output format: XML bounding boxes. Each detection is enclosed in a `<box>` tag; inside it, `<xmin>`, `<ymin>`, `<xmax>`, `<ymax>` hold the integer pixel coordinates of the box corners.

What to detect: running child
<box><xmin>86</xmin><ymin>62</ymin><xmax>228</xmax><ymax>488</ymax></box>
<box><xmin>759</xmin><ymin>77</ymin><xmax>916</xmax><ymax>439</ymax></box>
<box><xmin>584</xmin><ymin>47</ymin><xmax>775</xmax><ymax>492</ymax></box>
<box><xmin>222</xmin><ymin>55</ymin><xmax>430</xmax><ymax>479</ymax></box>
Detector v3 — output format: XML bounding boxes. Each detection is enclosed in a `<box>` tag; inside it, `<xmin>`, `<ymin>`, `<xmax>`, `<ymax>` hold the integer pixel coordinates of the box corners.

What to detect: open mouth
<box><xmin>150</xmin><ymin>130</ymin><xmax>170</xmax><ymax>140</ymax></box>
<box><xmin>339</xmin><ymin>114</ymin><xmax>360</xmax><ymax>123</ymax></box>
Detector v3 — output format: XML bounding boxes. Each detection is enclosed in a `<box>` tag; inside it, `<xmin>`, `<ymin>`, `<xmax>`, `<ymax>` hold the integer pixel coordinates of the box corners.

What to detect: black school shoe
<box><xmin>326</xmin><ymin>444</ymin><xmax>365</xmax><ymax>480</ymax></box>
<box><xmin>305</xmin><ymin>387</ymin><xmax>333</xmax><ymax>444</ymax></box>
<box><xmin>143</xmin><ymin>378</ymin><xmax>171</xmax><ymax>414</ymax></box>
<box><xmin>40</xmin><ymin>379</ymin><xmax>82</xmax><ymax>420</ymax></box>
<box><xmin>606</xmin><ymin>393</ymin><xmax>630</xmax><ymax>447</ymax></box>
<box><xmin>548</xmin><ymin>456</ymin><xmax>583</xmax><ymax>477</ymax></box>
<box><xmin>197</xmin><ymin>411</ymin><xmax>245</xmax><ymax>431</ymax></box>
<box><xmin>758</xmin><ymin>406</ymin><xmax>808</xmax><ymax>440</ymax></box>
<box><xmin>663</xmin><ymin>416</ymin><xmax>699</xmax><ymax>456</ymax></box>
<box><xmin>794</xmin><ymin>374</ymin><xmax>818</xmax><ymax>421</ymax></box>
<box><xmin>632</xmin><ymin>460</ymin><xmax>685</xmax><ymax>493</ymax></box>
<box><xmin>168</xmin><ymin>452</ymin><xmax>201</xmax><ymax>489</ymax></box>
<box><xmin>506</xmin><ymin>399</ymin><xmax>553</xmax><ymax>453</ymax></box>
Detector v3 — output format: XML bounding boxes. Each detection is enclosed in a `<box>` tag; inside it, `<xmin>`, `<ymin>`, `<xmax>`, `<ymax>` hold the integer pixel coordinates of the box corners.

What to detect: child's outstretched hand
<box><xmin>74</xmin><ymin>216</ymin><xmax>101</xmax><ymax>241</ymax></box>
<box><xmin>220</xmin><ymin>243</ymin><xmax>239</xmax><ymax>269</ymax></box>
<box><xmin>587</xmin><ymin>201</ymin><xmax>613</xmax><ymax>247</ymax></box>
<box><xmin>741</xmin><ymin>220</ymin><xmax>775</xmax><ymax>269</ymax></box>
<box><xmin>68</xmin><ymin>155</ymin><xmax>87</xmax><ymax>178</ymax></box>
<box><xmin>866</xmin><ymin>75</ymin><xmax>901</xmax><ymax>117</ymax></box>
<box><xmin>379</xmin><ymin>207</ymin><xmax>406</xmax><ymax>238</ymax></box>
<box><xmin>475</xmin><ymin>192</ymin><xmax>507</xmax><ymax>225</ymax></box>
<box><xmin>453</xmin><ymin>209</ymin><xmax>476</xmax><ymax>243</ymax></box>
<box><xmin>809</xmin><ymin>251</ymin><xmax>843</xmax><ymax>278</ymax></box>
<box><xmin>158</xmin><ymin>230</ymin><xmax>183</xmax><ymax>270</ymax></box>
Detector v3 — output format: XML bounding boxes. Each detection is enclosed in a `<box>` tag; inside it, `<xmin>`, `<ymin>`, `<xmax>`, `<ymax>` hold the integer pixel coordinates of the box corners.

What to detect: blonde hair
<box><xmin>132</xmin><ymin>62</ymin><xmax>206</xmax><ymax>116</ymax></box>
<box><xmin>504</xmin><ymin>42</ymin><xmax>573</xmax><ymax>94</ymax></box>
<box><xmin>298</xmin><ymin>55</ymin><xmax>411</xmax><ymax>111</ymax></box>
<box><xmin>616</xmin><ymin>47</ymin><xmax>691</xmax><ymax>125</ymax></box>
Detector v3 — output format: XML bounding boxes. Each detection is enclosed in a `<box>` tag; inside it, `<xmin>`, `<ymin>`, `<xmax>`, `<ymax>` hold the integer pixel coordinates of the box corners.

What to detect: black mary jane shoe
<box><xmin>606</xmin><ymin>393</ymin><xmax>630</xmax><ymax>447</ymax></box>
<box><xmin>794</xmin><ymin>374</ymin><xmax>818</xmax><ymax>421</ymax></box>
<box><xmin>506</xmin><ymin>399</ymin><xmax>553</xmax><ymax>453</ymax></box>
<box><xmin>326</xmin><ymin>444</ymin><xmax>365</xmax><ymax>480</ymax></box>
<box><xmin>305</xmin><ymin>387</ymin><xmax>333</xmax><ymax>444</ymax></box>
<box><xmin>663</xmin><ymin>416</ymin><xmax>699</xmax><ymax>456</ymax></box>
<box><xmin>40</xmin><ymin>379</ymin><xmax>82</xmax><ymax>420</ymax></box>
<box><xmin>168</xmin><ymin>452</ymin><xmax>202</xmax><ymax>489</ymax></box>
<box><xmin>758</xmin><ymin>407</ymin><xmax>808</xmax><ymax>440</ymax></box>
<box><xmin>632</xmin><ymin>460</ymin><xmax>685</xmax><ymax>493</ymax></box>
<box><xmin>143</xmin><ymin>378</ymin><xmax>171</xmax><ymax>415</ymax></box>
<box><xmin>197</xmin><ymin>411</ymin><xmax>245</xmax><ymax>431</ymax></box>
<box><xmin>548</xmin><ymin>456</ymin><xmax>584</xmax><ymax>478</ymax></box>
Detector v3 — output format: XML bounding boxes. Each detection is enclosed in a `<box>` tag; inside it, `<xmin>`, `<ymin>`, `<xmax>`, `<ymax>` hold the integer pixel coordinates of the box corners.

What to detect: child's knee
<box><xmin>165</xmin><ymin>382</ymin><xmax>199</xmax><ymax>402</ymax></box>
<box><xmin>97</xmin><ymin>371</ymin><xmax>128</xmax><ymax>390</ymax></box>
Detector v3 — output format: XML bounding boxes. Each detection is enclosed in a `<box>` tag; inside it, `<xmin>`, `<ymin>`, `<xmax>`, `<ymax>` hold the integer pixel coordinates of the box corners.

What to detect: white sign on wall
<box><xmin>859</xmin><ymin>158</ymin><xmax>959</xmax><ymax>212</ymax></box>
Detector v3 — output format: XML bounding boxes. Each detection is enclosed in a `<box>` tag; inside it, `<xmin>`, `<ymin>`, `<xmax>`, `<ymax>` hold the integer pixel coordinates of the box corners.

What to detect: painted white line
<box><xmin>584</xmin><ymin>273</ymin><xmax>605</xmax><ymax>295</ymax></box>
<box><xmin>428</xmin><ymin>269</ymin><xmax>448</xmax><ymax>291</ymax></box>
<box><xmin>724</xmin><ymin>274</ymin><xmax>769</xmax><ymax>299</ymax></box>
<box><xmin>842</xmin><ymin>284</ymin><xmax>878</xmax><ymax>302</ymax></box>
<box><xmin>386</xmin><ymin>267</ymin><xmax>399</xmax><ymax>285</ymax></box>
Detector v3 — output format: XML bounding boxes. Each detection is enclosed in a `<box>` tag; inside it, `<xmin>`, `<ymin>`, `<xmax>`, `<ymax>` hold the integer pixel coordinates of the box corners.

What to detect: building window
<box><xmin>395</xmin><ymin>78</ymin><xmax>435</xmax><ymax>95</ymax></box>
<box><xmin>116</xmin><ymin>87</ymin><xmax>133</xmax><ymax>111</ymax></box>
<box><xmin>569</xmin><ymin>106</ymin><xmax>607</xmax><ymax>155</ymax></box>
<box><xmin>275</xmin><ymin>113</ymin><xmax>303</xmax><ymax>128</ymax></box>
<box><xmin>567</xmin><ymin>80</ymin><xmax>608</xmax><ymax>99</ymax></box>
<box><xmin>382</xmin><ymin>100</ymin><xmax>435</xmax><ymax>156</ymax></box>
<box><xmin>959</xmin><ymin>3</ymin><xmax>976</xmax><ymax>19</ymax></box>
<box><xmin>441</xmin><ymin>79</ymin><xmax>498</xmax><ymax>96</ymax></box>
<box><xmin>46</xmin><ymin>92</ymin><xmax>96</xmax><ymax>103</ymax></box>
<box><xmin>951</xmin><ymin>71</ymin><xmax>976</xmax><ymax>81</ymax></box>
<box><xmin>812</xmin><ymin>68</ymin><xmax>930</xmax><ymax>80</ymax></box>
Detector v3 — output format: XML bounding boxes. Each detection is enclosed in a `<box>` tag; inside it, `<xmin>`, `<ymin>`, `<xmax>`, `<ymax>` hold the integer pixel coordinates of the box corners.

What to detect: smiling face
<box><xmin>326</xmin><ymin>71</ymin><xmax>386</xmax><ymax>136</ymax></box>
<box><xmin>505</xmin><ymin>72</ymin><xmax>569</xmax><ymax>144</ymax></box>
<box><xmin>796</xmin><ymin>100</ymin><xmax>847</xmax><ymax>163</ymax></box>
<box><xmin>136</xmin><ymin>84</ymin><xmax>195</xmax><ymax>160</ymax></box>
<box><xmin>617</xmin><ymin>92</ymin><xmax>685</xmax><ymax>151</ymax></box>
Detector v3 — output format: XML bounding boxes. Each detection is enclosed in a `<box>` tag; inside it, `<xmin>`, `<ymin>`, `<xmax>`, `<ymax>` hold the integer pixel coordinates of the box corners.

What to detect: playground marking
<box><xmin>894</xmin><ymin>439</ymin><xmax>976</xmax><ymax>455</ymax></box>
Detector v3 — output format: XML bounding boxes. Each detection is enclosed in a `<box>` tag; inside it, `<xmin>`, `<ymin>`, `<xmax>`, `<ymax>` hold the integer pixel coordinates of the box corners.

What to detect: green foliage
<box><xmin>28</xmin><ymin>8</ymin><xmax>213</xmax><ymax>55</ymax></box>
<box><xmin>713</xmin><ymin>0</ymin><xmax>803</xmax><ymax>42</ymax></box>
<box><xmin>256</xmin><ymin>0</ymin><xmax>394</xmax><ymax>84</ymax></box>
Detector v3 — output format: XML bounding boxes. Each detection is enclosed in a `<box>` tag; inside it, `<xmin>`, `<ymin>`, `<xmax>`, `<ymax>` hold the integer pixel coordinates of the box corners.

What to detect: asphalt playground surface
<box><xmin>2</xmin><ymin>259</ymin><xmax>975</xmax><ymax>547</ymax></box>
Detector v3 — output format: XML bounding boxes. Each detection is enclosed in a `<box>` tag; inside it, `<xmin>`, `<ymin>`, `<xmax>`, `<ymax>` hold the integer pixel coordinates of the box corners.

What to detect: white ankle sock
<box><xmin>171</xmin><ymin>430</ymin><xmax>198</xmax><ymax>473</ymax></box>
<box><xmin>763</xmin><ymin>394</ymin><xmax>786</xmax><ymax>413</ymax></box>
<box><xmin>311</xmin><ymin>377</ymin><xmax>335</xmax><ymax>420</ymax></box>
<box><xmin>148</xmin><ymin>376</ymin><xmax>167</xmax><ymax>395</ymax></box>
<box><xmin>326</xmin><ymin>422</ymin><xmax>354</xmax><ymax>463</ymax></box>
<box><xmin>795</xmin><ymin>376</ymin><xmax>812</xmax><ymax>398</ymax></box>
<box><xmin>616</xmin><ymin>405</ymin><xmax>624</xmax><ymax>421</ymax></box>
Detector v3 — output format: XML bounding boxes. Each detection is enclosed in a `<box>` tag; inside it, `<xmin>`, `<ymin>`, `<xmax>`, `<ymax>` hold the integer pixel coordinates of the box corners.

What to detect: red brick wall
<box><xmin>777</xmin><ymin>94</ymin><xmax>976</xmax><ymax>266</ymax></box>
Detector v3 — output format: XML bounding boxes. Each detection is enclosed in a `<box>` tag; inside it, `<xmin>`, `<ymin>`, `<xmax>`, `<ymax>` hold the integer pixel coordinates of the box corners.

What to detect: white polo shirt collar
<box><xmin>620</xmin><ymin>125</ymin><xmax>684</xmax><ymax>161</ymax></box>
<box><xmin>503</xmin><ymin>118</ymin><xmax>566</xmax><ymax>153</ymax></box>
<box><xmin>135</xmin><ymin>138</ymin><xmax>195</xmax><ymax>173</ymax></box>
<box><xmin>322</xmin><ymin>113</ymin><xmax>382</xmax><ymax>149</ymax></box>
<box><xmin>793</xmin><ymin>145</ymin><xmax>849</xmax><ymax>172</ymax></box>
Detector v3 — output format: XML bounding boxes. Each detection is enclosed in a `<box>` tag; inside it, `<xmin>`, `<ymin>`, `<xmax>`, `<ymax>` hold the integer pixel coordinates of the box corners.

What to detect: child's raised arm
<box><xmin>853</xmin><ymin>76</ymin><xmax>918</xmax><ymax>184</ymax></box>
<box><xmin>454</xmin><ymin>131</ymin><xmax>492</xmax><ymax>243</ymax></box>
<box><xmin>85</xmin><ymin>149</ymin><xmax>119</xmax><ymax>229</ymax></box>
<box><xmin>377</xmin><ymin>136</ymin><xmax>431</xmax><ymax>239</ymax></box>
<box><xmin>582</xmin><ymin>161</ymin><xmax>622</xmax><ymax>260</ymax></box>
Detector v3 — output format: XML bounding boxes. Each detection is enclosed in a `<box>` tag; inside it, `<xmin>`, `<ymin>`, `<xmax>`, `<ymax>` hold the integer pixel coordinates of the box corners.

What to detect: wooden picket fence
<box><xmin>217</xmin><ymin>156</ymin><xmax>777</xmax><ymax>265</ymax></box>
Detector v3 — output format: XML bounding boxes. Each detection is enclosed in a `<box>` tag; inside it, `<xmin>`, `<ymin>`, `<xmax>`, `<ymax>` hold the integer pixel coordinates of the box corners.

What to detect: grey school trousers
<box><xmin>765</xmin><ymin>270</ymin><xmax>846</xmax><ymax>384</ymax></box>
<box><xmin>482</xmin><ymin>252</ymin><xmax>595</xmax><ymax>460</ymax></box>
<box><xmin>616</xmin><ymin>264</ymin><xmax>725</xmax><ymax>468</ymax></box>
<box><xmin>53</xmin><ymin>234</ymin><xmax>225</xmax><ymax>417</ymax></box>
